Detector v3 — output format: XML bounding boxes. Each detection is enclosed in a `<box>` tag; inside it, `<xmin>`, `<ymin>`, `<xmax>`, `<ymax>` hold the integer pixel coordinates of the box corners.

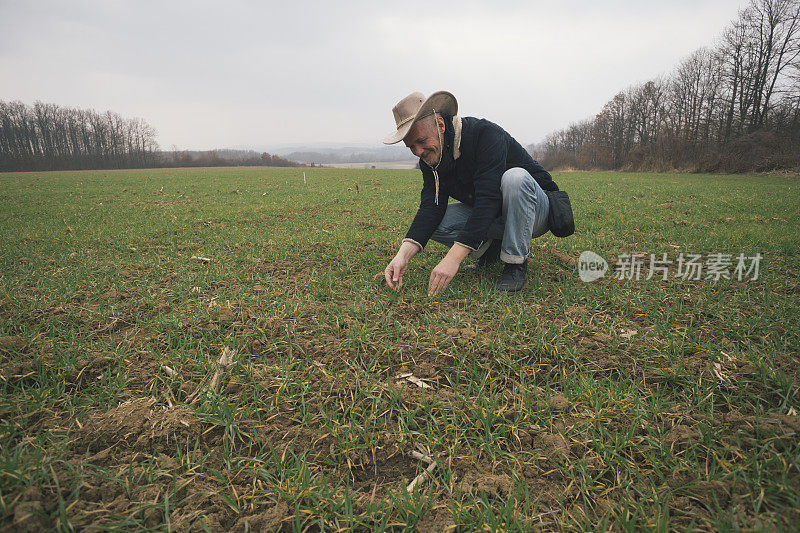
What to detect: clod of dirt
<box><xmin>460</xmin><ymin>471</ymin><xmax>513</xmax><ymax>498</ymax></box>
<box><xmin>535</xmin><ymin>432</ymin><xmax>571</xmax><ymax>458</ymax></box>
<box><xmin>416</xmin><ymin>505</ymin><xmax>456</xmax><ymax>533</ymax></box>
<box><xmin>553</xmin><ymin>250</ymin><xmax>577</xmax><ymax>268</ymax></box>
<box><xmin>591</xmin><ymin>331</ymin><xmax>614</xmax><ymax>344</ymax></box>
<box><xmin>565</xmin><ymin>304</ymin><xmax>587</xmax><ymax>318</ymax></box>
<box><xmin>548</xmin><ymin>394</ymin><xmax>570</xmax><ymax>411</ymax></box>
<box><xmin>144</xmin><ymin>508</ymin><xmax>164</xmax><ymax>528</ymax></box>
<box><xmin>169</xmin><ymin>507</ymin><xmax>225</xmax><ymax>532</ymax></box>
<box><xmin>233</xmin><ymin>501</ymin><xmax>289</xmax><ymax>531</ymax></box>
<box><xmin>688</xmin><ymin>479</ymin><xmax>733</xmax><ymax>507</ymax></box>
<box><xmin>351</xmin><ymin>449</ymin><xmax>418</xmax><ymax>485</ymax></box>
<box><xmin>446</xmin><ymin>327</ymin><xmax>473</xmax><ymax>336</ymax></box>
<box><xmin>665</xmin><ymin>424</ymin><xmax>700</xmax><ymax>447</ymax></box>
<box><xmin>179</xmin><ymin>380</ymin><xmax>196</xmax><ymax>396</ymax></box>
<box><xmin>511</xmin><ymin>428</ymin><xmax>534</xmax><ymax>449</ymax></box>
<box><xmin>71</xmin><ymin>355</ymin><xmax>117</xmax><ymax>389</ymax></box>
<box><xmin>446</xmin><ymin>327</ymin><xmax>476</xmax><ymax>346</ymax></box>
<box><xmin>579</xmin><ymin>331</ymin><xmax>615</xmax><ymax>349</ymax></box>
<box><xmin>719</xmin><ymin>412</ymin><xmax>800</xmax><ymax>435</ymax></box>
<box><xmin>0</xmin><ymin>335</ymin><xmax>24</xmax><ymax>351</ymax></box>
<box><xmin>255</xmin><ymin>316</ymin><xmax>286</xmax><ymax>335</ymax></box>
<box><xmin>10</xmin><ymin>486</ymin><xmax>46</xmax><ymax>532</ymax></box>
<box><xmin>1</xmin><ymin>359</ymin><xmax>36</xmax><ymax>384</ymax></box>
<box><xmin>210</xmin><ymin>306</ymin><xmax>235</xmax><ymax>324</ymax></box>
<box><xmin>95</xmin><ymin>318</ymin><xmax>124</xmax><ymax>334</ymax></box>
<box><xmin>76</xmin><ymin>397</ymin><xmax>203</xmax><ymax>452</ymax></box>
<box><xmin>225</xmin><ymin>377</ymin><xmax>243</xmax><ymax>394</ymax></box>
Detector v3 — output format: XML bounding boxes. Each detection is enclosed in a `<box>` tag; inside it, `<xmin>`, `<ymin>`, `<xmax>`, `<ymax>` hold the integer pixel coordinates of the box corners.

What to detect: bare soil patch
<box><xmin>74</xmin><ymin>397</ymin><xmax>207</xmax><ymax>453</ymax></box>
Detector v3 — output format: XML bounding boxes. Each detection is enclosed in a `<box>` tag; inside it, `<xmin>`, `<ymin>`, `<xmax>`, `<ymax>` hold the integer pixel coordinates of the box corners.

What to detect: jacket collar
<box><xmin>424</xmin><ymin>114</ymin><xmax>461</xmax><ymax>206</ymax></box>
<box><xmin>452</xmin><ymin>115</ymin><xmax>462</xmax><ymax>160</ymax></box>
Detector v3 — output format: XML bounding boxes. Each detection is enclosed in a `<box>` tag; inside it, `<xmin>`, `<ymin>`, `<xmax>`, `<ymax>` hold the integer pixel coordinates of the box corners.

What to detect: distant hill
<box><xmin>228</xmin><ymin>144</ymin><xmax>414</xmax><ymax>165</ymax></box>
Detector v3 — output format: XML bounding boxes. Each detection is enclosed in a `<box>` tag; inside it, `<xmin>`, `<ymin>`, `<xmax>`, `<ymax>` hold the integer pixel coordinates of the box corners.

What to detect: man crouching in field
<box><xmin>383</xmin><ymin>91</ymin><xmax>560</xmax><ymax>294</ymax></box>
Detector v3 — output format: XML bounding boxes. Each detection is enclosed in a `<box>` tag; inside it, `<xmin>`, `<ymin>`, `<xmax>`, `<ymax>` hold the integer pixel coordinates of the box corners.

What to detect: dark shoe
<box><xmin>463</xmin><ymin>240</ymin><xmax>501</xmax><ymax>270</ymax></box>
<box><xmin>495</xmin><ymin>261</ymin><xmax>527</xmax><ymax>292</ymax></box>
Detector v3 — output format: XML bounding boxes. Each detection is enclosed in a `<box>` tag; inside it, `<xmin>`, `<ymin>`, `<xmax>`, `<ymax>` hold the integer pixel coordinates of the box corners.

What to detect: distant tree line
<box><xmin>0</xmin><ymin>101</ymin><xmax>304</xmax><ymax>172</ymax></box>
<box><xmin>159</xmin><ymin>149</ymin><xmax>301</xmax><ymax>167</ymax></box>
<box><xmin>0</xmin><ymin>100</ymin><xmax>159</xmax><ymax>171</ymax></box>
<box><xmin>534</xmin><ymin>0</ymin><xmax>800</xmax><ymax>173</ymax></box>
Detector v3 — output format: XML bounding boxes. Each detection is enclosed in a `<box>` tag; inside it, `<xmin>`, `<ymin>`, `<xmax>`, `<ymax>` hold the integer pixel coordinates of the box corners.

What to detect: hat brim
<box><xmin>382</xmin><ymin>91</ymin><xmax>458</xmax><ymax>145</ymax></box>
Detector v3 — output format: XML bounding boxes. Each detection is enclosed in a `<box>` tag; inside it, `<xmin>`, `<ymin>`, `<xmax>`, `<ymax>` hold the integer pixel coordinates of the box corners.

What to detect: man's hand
<box><xmin>385</xmin><ymin>241</ymin><xmax>420</xmax><ymax>289</ymax></box>
<box><xmin>428</xmin><ymin>243</ymin><xmax>471</xmax><ymax>296</ymax></box>
<box><xmin>385</xmin><ymin>256</ymin><xmax>408</xmax><ymax>289</ymax></box>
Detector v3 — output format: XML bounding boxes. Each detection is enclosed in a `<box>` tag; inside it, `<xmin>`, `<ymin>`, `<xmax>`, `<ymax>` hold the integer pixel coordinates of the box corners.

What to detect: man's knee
<box><xmin>501</xmin><ymin>167</ymin><xmax>531</xmax><ymax>195</ymax></box>
<box><xmin>432</xmin><ymin>222</ymin><xmax>458</xmax><ymax>237</ymax></box>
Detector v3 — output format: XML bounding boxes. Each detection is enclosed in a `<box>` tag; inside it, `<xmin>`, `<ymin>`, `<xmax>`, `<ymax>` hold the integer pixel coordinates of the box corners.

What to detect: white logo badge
<box><xmin>578</xmin><ymin>251</ymin><xmax>608</xmax><ymax>282</ymax></box>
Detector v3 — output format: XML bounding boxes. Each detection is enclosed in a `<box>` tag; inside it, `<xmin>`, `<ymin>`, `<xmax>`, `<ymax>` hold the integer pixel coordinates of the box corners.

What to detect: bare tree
<box><xmin>535</xmin><ymin>0</ymin><xmax>800</xmax><ymax>173</ymax></box>
<box><xmin>0</xmin><ymin>100</ymin><xmax>160</xmax><ymax>171</ymax></box>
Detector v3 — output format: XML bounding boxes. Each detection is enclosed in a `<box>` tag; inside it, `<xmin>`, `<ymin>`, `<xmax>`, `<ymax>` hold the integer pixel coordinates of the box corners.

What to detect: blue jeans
<box><xmin>430</xmin><ymin>167</ymin><xmax>550</xmax><ymax>264</ymax></box>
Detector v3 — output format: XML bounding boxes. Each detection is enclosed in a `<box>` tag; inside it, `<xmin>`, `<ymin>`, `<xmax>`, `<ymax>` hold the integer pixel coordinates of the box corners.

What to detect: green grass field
<box><xmin>1</xmin><ymin>167</ymin><xmax>799</xmax><ymax>531</ymax></box>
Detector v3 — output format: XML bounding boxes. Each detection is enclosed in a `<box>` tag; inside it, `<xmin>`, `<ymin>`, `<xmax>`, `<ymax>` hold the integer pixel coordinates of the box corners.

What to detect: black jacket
<box><xmin>405</xmin><ymin>116</ymin><xmax>558</xmax><ymax>251</ymax></box>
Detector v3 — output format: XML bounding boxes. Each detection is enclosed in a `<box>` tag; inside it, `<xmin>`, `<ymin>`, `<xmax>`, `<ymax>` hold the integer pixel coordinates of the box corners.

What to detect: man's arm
<box><xmin>428</xmin><ymin>242</ymin><xmax>471</xmax><ymax>296</ymax></box>
<box><xmin>454</xmin><ymin>127</ymin><xmax>507</xmax><ymax>250</ymax></box>
<box><xmin>385</xmin><ymin>240</ymin><xmax>420</xmax><ymax>289</ymax></box>
<box><xmin>426</xmin><ymin>127</ymin><xmax>507</xmax><ymax>296</ymax></box>
<box><xmin>385</xmin><ymin>163</ymin><xmax>447</xmax><ymax>290</ymax></box>
<box><xmin>404</xmin><ymin>164</ymin><xmax>447</xmax><ymax>249</ymax></box>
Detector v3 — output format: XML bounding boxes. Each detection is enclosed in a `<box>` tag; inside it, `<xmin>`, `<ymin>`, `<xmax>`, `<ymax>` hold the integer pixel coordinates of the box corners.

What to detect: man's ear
<box><xmin>437</xmin><ymin>116</ymin><xmax>446</xmax><ymax>134</ymax></box>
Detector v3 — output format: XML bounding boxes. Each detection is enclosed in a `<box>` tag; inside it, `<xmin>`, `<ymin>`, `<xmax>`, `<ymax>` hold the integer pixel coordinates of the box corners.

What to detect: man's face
<box><xmin>404</xmin><ymin>116</ymin><xmax>445</xmax><ymax>167</ymax></box>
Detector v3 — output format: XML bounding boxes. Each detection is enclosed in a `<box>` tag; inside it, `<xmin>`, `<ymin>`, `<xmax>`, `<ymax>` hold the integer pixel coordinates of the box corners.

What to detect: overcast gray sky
<box><xmin>1</xmin><ymin>0</ymin><xmax>748</xmax><ymax>151</ymax></box>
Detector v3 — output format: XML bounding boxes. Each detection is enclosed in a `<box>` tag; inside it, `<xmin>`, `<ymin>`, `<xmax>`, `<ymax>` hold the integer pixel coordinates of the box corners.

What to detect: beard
<box><xmin>422</xmin><ymin>147</ymin><xmax>441</xmax><ymax>167</ymax></box>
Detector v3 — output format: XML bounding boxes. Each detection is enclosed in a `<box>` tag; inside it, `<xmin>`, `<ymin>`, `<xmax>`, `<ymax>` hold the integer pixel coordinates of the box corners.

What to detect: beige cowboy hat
<box><xmin>382</xmin><ymin>91</ymin><xmax>458</xmax><ymax>145</ymax></box>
